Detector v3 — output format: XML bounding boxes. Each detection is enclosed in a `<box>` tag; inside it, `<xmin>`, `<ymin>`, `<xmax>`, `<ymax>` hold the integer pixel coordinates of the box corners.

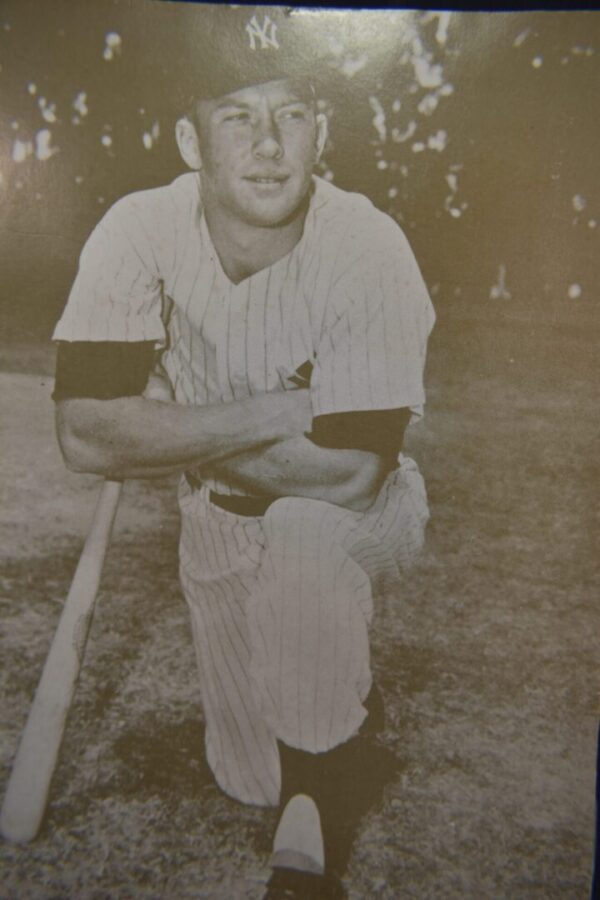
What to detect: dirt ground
<box><xmin>0</xmin><ymin>307</ymin><xmax>598</xmax><ymax>899</ymax></box>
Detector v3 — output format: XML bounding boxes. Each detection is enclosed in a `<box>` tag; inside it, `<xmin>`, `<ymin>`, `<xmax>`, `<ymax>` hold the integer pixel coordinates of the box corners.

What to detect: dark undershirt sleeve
<box><xmin>53</xmin><ymin>341</ymin><xmax>157</xmax><ymax>401</ymax></box>
<box><xmin>308</xmin><ymin>408</ymin><xmax>411</xmax><ymax>460</ymax></box>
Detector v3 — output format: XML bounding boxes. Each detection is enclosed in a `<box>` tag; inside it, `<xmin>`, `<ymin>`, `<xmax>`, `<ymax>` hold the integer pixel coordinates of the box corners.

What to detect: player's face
<box><xmin>192</xmin><ymin>79</ymin><xmax>327</xmax><ymax>229</ymax></box>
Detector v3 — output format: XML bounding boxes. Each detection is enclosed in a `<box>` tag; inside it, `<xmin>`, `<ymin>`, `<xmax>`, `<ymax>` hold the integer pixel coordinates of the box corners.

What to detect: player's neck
<box><xmin>203</xmin><ymin>200</ymin><xmax>308</xmax><ymax>285</ymax></box>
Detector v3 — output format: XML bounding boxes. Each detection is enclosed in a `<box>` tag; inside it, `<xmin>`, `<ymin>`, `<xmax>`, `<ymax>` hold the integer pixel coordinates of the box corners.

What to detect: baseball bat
<box><xmin>0</xmin><ymin>478</ymin><xmax>123</xmax><ymax>843</ymax></box>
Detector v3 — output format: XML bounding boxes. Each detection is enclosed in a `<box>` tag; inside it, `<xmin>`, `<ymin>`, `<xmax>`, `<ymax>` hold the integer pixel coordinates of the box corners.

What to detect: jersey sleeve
<box><xmin>309</xmin><ymin>408</ymin><xmax>410</xmax><ymax>459</ymax></box>
<box><xmin>311</xmin><ymin>226</ymin><xmax>435</xmax><ymax>423</ymax></box>
<box><xmin>52</xmin><ymin>341</ymin><xmax>157</xmax><ymax>401</ymax></box>
<box><xmin>52</xmin><ymin>196</ymin><xmax>167</xmax><ymax>345</ymax></box>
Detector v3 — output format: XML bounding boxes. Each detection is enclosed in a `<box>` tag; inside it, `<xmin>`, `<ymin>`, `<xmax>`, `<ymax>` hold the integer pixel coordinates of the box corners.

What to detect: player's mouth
<box><xmin>244</xmin><ymin>174</ymin><xmax>290</xmax><ymax>186</ymax></box>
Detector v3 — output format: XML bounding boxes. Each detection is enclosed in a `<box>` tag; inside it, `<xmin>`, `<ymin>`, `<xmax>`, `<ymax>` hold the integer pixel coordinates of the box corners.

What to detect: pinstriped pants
<box><xmin>178</xmin><ymin>455</ymin><xmax>429</xmax><ymax>807</ymax></box>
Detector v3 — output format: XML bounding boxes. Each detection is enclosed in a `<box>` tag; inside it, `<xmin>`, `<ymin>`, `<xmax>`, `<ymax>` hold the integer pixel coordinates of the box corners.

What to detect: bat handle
<box><xmin>0</xmin><ymin>479</ymin><xmax>123</xmax><ymax>843</ymax></box>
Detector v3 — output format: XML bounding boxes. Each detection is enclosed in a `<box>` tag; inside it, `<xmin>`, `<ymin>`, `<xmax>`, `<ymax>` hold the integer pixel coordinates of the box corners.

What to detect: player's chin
<box><xmin>240</xmin><ymin>179</ymin><xmax>308</xmax><ymax>227</ymax></box>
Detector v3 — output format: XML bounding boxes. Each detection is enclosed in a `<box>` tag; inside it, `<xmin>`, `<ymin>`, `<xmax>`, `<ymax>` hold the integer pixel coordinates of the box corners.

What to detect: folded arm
<box><xmin>198</xmin><ymin>437</ymin><xmax>391</xmax><ymax>512</ymax></box>
<box><xmin>56</xmin><ymin>391</ymin><xmax>311</xmax><ymax>481</ymax></box>
<box><xmin>53</xmin><ymin>341</ymin><xmax>311</xmax><ymax>480</ymax></box>
<box><xmin>53</xmin><ymin>341</ymin><xmax>409</xmax><ymax>511</ymax></box>
<box><xmin>200</xmin><ymin>408</ymin><xmax>411</xmax><ymax>513</ymax></box>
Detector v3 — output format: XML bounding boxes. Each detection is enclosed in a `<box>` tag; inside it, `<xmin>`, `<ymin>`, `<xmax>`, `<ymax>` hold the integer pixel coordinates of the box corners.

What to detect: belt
<box><xmin>185</xmin><ymin>472</ymin><xmax>275</xmax><ymax>517</ymax></box>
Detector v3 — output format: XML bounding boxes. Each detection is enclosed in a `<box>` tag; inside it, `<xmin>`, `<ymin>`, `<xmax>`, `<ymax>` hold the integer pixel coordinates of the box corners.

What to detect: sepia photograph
<box><xmin>1</xmin><ymin>2</ymin><xmax>598</xmax><ymax>897</ymax></box>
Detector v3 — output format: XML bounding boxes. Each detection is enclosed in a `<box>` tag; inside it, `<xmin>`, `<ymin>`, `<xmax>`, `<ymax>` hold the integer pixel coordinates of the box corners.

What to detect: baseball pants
<box><xmin>177</xmin><ymin>455</ymin><xmax>429</xmax><ymax>807</ymax></box>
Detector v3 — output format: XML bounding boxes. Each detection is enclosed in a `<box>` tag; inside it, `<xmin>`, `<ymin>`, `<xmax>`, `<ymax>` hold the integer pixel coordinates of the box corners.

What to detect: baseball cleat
<box><xmin>262</xmin><ymin>867</ymin><xmax>347</xmax><ymax>899</ymax></box>
<box><xmin>264</xmin><ymin>795</ymin><xmax>347</xmax><ymax>898</ymax></box>
<box><xmin>270</xmin><ymin>793</ymin><xmax>325</xmax><ymax>874</ymax></box>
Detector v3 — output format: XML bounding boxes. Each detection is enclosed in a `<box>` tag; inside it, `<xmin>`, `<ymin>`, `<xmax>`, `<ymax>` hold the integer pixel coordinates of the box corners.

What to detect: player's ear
<box><xmin>176</xmin><ymin>117</ymin><xmax>203</xmax><ymax>170</ymax></box>
<box><xmin>314</xmin><ymin>113</ymin><xmax>328</xmax><ymax>163</ymax></box>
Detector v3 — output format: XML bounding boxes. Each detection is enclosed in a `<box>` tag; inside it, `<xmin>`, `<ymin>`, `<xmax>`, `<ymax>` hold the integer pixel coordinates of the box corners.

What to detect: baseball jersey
<box><xmin>53</xmin><ymin>172</ymin><xmax>435</xmax><ymax>496</ymax></box>
<box><xmin>53</xmin><ymin>172</ymin><xmax>435</xmax><ymax>807</ymax></box>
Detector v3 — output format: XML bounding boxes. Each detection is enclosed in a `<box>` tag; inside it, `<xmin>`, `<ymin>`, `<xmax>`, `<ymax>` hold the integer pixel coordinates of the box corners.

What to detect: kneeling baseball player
<box><xmin>52</xmin><ymin>7</ymin><xmax>435</xmax><ymax>898</ymax></box>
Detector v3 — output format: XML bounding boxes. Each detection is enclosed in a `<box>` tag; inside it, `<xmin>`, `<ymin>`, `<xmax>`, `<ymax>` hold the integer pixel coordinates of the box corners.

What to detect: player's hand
<box><xmin>268</xmin><ymin>388</ymin><xmax>313</xmax><ymax>438</ymax></box>
<box><xmin>143</xmin><ymin>366</ymin><xmax>174</xmax><ymax>403</ymax></box>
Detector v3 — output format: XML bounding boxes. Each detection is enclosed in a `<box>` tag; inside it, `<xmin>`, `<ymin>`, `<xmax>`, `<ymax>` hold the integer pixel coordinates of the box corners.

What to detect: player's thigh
<box><xmin>178</xmin><ymin>479</ymin><xmax>266</xmax><ymax>590</ymax></box>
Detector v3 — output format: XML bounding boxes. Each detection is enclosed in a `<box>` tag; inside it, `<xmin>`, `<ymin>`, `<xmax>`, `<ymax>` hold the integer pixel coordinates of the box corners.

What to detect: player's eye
<box><xmin>222</xmin><ymin>110</ymin><xmax>250</xmax><ymax>123</ymax></box>
<box><xmin>277</xmin><ymin>106</ymin><xmax>308</xmax><ymax>122</ymax></box>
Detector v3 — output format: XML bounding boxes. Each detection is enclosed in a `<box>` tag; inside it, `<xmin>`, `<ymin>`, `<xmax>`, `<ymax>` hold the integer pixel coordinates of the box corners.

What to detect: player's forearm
<box><xmin>199</xmin><ymin>436</ymin><xmax>390</xmax><ymax>512</ymax></box>
<box><xmin>55</xmin><ymin>392</ymin><xmax>310</xmax><ymax>480</ymax></box>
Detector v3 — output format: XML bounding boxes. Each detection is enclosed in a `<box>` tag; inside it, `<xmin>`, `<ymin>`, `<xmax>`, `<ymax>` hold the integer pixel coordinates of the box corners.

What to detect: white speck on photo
<box><xmin>490</xmin><ymin>264</ymin><xmax>511</xmax><ymax>300</ymax></box>
<box><xmin>103</xmin><ymin>31</ymin><xmax>122</xmax><ymax>61</ymax></box>
<box><xmin>427</xmin><ymin>130</ymin><xmax>447</xmax><ymax>152</ymax></box>
<box><xmin>413</xmin><ymin>56</ymin><xmax>443</xmax><ymax>89</ymax></box>
<box><xmin>418</xmin><ymin>93</ymin><xmax>439</xmax><ymax>116</ymax></box>
<box><xmin>513</xmin><ymin>28</ymin><xmax>531</xmax><ymax>48</ymax></box>
<box><xmin>73</xmin><ymin>92</ymin><xmax>88</xmax><ymax>117</ymax></box>
<box><xmin>368</xmin><ymin>96</ymin><xmax>387</xmax><ymax>143</ymax></box>
<box><xmin>38</xmin><ymin>99</ymin><xmax>57</xmax><ymax>124</ymax></box>
<box><xmin>392</xmin><ymin>121</ymin><xmax>416</xmax><ymax>143</ymax></box>
<box><xmin>11</xmin><ymin>138</ymin><xmax>33</xmax><ymax>163</ymax></box>
<box><xmin>35</xmin><ymin>129</ymin><xmax>59</xmax><ymax>161</ymax></box>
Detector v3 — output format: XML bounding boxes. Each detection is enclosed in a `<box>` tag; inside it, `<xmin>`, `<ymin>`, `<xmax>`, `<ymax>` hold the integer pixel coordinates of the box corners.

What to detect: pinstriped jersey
<box><xmin>53</xmin><ymin>172</ymin><xmax>435</xmax><ymax>496</ymax></box>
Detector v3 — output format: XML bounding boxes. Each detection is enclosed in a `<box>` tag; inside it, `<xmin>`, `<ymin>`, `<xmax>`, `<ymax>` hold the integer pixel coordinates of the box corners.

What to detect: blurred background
<box><xmin>0</xmin><ymin>2</ymin><xmax>598</xmax><ymax>346</ymax></box>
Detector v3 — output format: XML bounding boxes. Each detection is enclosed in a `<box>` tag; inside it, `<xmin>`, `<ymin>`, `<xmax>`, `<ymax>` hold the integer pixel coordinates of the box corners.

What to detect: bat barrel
<box><xmin>0</xmin><ymin>479</ymin><xmax>122</xmax><ymax>843</ymax></box>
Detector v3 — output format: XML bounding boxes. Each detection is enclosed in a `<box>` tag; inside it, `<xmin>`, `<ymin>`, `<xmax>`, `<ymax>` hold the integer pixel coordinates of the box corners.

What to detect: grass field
<box><xmin>0</xmin><ymin>305</ymin><xmax>598</xmax><ymax>898</ymax></box>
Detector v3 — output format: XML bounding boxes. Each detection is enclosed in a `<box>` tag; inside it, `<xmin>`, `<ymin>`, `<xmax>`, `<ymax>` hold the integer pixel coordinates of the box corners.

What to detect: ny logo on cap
<box><xmin>245</xmin><ymin>14</ymin><xmax>279</xmax><ymax>51</ymax></box>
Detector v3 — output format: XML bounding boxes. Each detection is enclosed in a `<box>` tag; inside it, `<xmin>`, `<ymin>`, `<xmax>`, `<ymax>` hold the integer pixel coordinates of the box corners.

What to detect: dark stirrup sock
<box><xmin>278</xmin><ymin>683</ymin><xmax>384</xmax><ymax>807</ymax></box>
<box><xmin>279</xmin><ymin>737</ymin><xmax>382</xmax><ymax>876</ymax></box>
<box><xmin>277</xmin><ymin>685</ymin><xmax>386</xmax><ymax>875</ymax></box>
<box><xmin>278</xmin><ymin>737</ymin><xmax>369</xmax><ymax>876</ymax></box>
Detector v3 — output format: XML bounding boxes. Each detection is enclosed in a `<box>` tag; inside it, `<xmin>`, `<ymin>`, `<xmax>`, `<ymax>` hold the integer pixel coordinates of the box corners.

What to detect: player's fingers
<box><xmin>290</xmin><ymin>389</ymin><xmax>313</xmax><ymax>433</ymax></box>
<box><xmin>143</xmin><ymin>371</ymin><xmax>174</xmax><ymax>402</ymax></box>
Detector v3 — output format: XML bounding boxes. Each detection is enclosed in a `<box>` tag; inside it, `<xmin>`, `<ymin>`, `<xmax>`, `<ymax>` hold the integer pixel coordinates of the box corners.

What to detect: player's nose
<box><xmin>252</xmin><ymin>114</ymin><xmax>283</xmax><ymax>160</ymax></box>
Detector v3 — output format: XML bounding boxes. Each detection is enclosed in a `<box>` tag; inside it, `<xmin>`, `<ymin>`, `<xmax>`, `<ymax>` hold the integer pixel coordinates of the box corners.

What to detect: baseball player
<box><xmin>52</xmin><ymin>7</ymin><xmax>435</xmax><ymax>898</ymax></box>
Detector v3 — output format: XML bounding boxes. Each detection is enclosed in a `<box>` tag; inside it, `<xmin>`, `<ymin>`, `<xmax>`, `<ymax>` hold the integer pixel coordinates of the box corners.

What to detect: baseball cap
<box><xmin>169</xmin><ymin>5</ymin><xmax>326</xmax><ymax>110</ymax></box>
